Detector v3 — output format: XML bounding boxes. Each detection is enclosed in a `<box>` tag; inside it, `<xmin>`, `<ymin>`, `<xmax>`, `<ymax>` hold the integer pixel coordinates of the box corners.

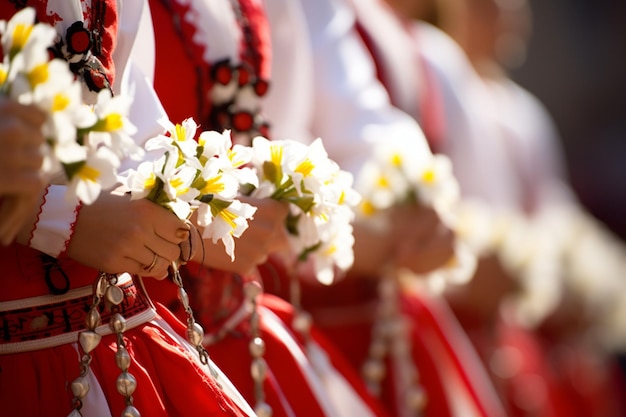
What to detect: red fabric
<box><xmin>261</xmin><ymin>260</ymin><xmax>506</xmax><ymax>417</ymax></box>
<box><xmin>261</xmin><ymin>293</ymin><xmax>392</xmax><ymax>417</ymax></box>
<box><xmin>0</xmin><ymin>303</ymin><xmax>247</xmax><ymax>416</ymax></box>
<box><xmin>0</xmin><ymin>242</ymin><xmax>249</xmax><ymax>417</ymax></box>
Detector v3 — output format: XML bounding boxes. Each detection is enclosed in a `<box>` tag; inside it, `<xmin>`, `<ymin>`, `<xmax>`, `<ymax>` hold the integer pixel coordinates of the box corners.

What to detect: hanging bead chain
<box><xmin>68</xmin><ymin>272</ymin><xmax>140</xmax><ymax>417</ymax></box>
<box><xmin>245</xmin><ymin>282</ymin><xmax>273</xmax><ymax>417</ymax></box>
<box><xmin>362</xmin><ymin>271</ymin><xmax>427</xmax><ymax>416</ymax></box>
<box><xmin>171</xmin><ymin>262</ymin><xmax>219</xmax><ymax>381</ymax></box>
<box><xmin>289</xmin><ymin>269</ymin><xmax>314</xmax><ymax>361</ymax></box>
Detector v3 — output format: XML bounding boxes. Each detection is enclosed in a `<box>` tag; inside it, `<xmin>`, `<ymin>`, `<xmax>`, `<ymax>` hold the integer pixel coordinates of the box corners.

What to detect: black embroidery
<box><xmin>41</xmin><ymin>254</ymin><xmax>70</xmax><ymax>295</ymax></box>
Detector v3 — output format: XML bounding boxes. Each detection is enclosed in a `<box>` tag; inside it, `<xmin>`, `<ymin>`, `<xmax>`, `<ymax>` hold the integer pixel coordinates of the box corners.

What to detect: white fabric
<box><xmin>260</xmin><ymin>307</ymin><xmax>376</xmax><ymax>417</ymax></box>
<box><xmin>263</xmin><ymin>0</ymin><xmax>433</xmax><ymax>176</ymax></box>
<box><xmin>155</xmin><ymin>315</ymin><xmax>258</xmax><ymax>417</ymax></box>
<box><xmin>29</xmin><ymin>185</ymin><xmax>80</xmax><ymax>257</ymax></box>
<box><xmin>73</xmin><ymin>344</ymin><xmax>115</xmax><ymax>417</ymax></box>
<box><xmin>307</xmin><ymin>341</ymin><xmax>377</xmax><ymax>417</ymax></box>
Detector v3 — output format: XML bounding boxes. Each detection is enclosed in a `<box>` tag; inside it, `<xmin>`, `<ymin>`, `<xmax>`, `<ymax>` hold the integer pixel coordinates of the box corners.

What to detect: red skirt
<box><xmin>0</xmin><ymin>244</ymin><xmax>253</xmax><ymax>417</ymax></box>
<box><xmin>146</xmin><ymin>264</ymin><xmax>390</xmax><ymax>417</ymax></box>
<box><xmin>261</xmin><ymin>259</ymin><xmax>507</xmax><ymax>417</ymax></box>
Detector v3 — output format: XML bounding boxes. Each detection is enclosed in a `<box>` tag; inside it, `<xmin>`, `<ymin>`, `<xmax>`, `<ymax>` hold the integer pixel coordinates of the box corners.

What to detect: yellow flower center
<box><xmin>270</xmin><ymin>144</ymin><xmax>283</xmax><ymax>166</ymax></box>
<box><xmin>169</xmin><ymin>177</ymin><xmax>188</xmax><ymax>194</ymax></box>
<box><xmin>338</xmin><ymin>190</ymin><xmax>345</xmax><ymax>205</ymax></box>
<box><xmin>52</xmin><ymin>93</ymin><xmax>70</xmax><ymax>112</ymax></box>
<box><xmin>219</xmin><ymin>209</ymin><xmax>238</xmax><ymax>230</ymax></box>
<box><xmin>12</xmin><ymin>23</ymin><xmax>33</xmax><ymax>51</ymax></box>
<box><xmin>27</xmin><ymin>63</ymin><xmax>49</xmax><ymax>88</ymax></box>
<box><xmin>103</xmin><ymin>114</ymin><xmax>124</xmax><ymax>132</ymax></box>
<box><xmin>143</xmin><ymin>173</ymin><xmax>156</xmax><ymax>190</ymax></box>
<box><xmin>376</xmin><ymin>175</ymin><xmax>389</xmax><ymax>188</ymax></box>
<box><xmin>390</xmin><ymin>153</ymin><xmax>402</xmax><ymax>167</ymax></box>
<box><xmin>295</xmin><ymin>159</ymin><xmax>315</xmax><ymax>177</ymax></box>
<box><xmin>228</xmin><ymin>149</ymin><xmax>244</xmax><ymax>167</ymax></box>
<box><xmin>174</xmin><ymin>124</ymin><xmax>186</xmax><ymax>142</ymax></box>
<box><xmin>360</xmin><ymin>200</ymin><xmax>376</xmax><ymax>216</ymax></box>
<box><xmin>324</xmin><ymin>244</ymin><xmax>337</xmax><ymax>256</ymax></box>
<box><xmin>0</xmin><ymin>67</ymin><xmax>7</xmax><ymax>85</ymax></box>
<box><xmin>78</xmin><ymin>164</ymin><xmax>100</xmax><ymax>182</ymax></box>
<box><xmin>421</xmin><ymin>168</ymin><xmax>436</xmax><ymax>184</ymax></box>
<box><xmin>201</xmin><ymin>175</ymin><xmax>226</xmax><ymax>195</ymax></box>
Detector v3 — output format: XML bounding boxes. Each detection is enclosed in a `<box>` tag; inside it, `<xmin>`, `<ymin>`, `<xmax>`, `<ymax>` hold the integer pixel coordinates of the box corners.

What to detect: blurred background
<box><xmin>511</xmin><ymin>0</ymin><xmax>626</xmax><ymax>240</ymax></box>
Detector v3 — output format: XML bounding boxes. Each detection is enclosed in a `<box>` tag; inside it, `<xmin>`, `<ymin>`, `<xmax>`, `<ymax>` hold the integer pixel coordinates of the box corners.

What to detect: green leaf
<box><xmin>209</xmin><ymin>198</ymin><xmax>233</xmax><ymax>216</ymax></box>
<box><xmin>298</xmin><ymin>241</ymin><xmax>322</xmax><ymax>262</ymax></box>
<box><xmin>62</xmin><ymin>160</ymin><xmax>86</xmax><ymax>180</ymax></box>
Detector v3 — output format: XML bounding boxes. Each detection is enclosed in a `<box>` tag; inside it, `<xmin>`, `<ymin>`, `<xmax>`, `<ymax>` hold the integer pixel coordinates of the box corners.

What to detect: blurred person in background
<box><xmin>362</xmin><ymin>0</ymin><xmax>626</xmax><ymax>415</ymax></box>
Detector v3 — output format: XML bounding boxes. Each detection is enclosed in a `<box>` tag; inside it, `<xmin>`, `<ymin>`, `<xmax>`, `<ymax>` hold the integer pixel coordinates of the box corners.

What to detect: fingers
<box><xmin>0</xmin><ymin>99</ymin><xmax>47</xmax><ymax>127</ymax></box>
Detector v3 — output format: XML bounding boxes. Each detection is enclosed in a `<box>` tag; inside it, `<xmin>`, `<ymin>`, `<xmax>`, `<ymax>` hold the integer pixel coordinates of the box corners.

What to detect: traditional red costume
<box><xmin>0</xmin><ymin>1</ymin><xmax>256</xmax><ymax>416</ymax></box>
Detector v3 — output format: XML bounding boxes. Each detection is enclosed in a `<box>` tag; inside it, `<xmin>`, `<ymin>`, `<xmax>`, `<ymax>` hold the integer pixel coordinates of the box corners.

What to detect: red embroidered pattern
<box><xmin>0</xmin><ymin>280</ymin><xmax>150</xmax><ymax>343</ymax></box>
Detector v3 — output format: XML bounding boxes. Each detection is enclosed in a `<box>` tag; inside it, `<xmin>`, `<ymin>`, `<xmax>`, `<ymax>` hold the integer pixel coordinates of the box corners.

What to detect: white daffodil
<box><xmin>250</xmin><ymin>136</ymin><xmax>288</xmax><ymax>187</ymax></box>
<box><xmin>66</xmin><ymin>146</ymin><xmax>120</xmax><ymax>205</ymax></box>
<box><xmin>356</xmin><ymin>161</ymin><xmax>410</xmax><ymax>212</ymax></box>
<box><xmin>158</xmin><ymin>152</ymin><xmax>200</xmax><ymax>203</ymax></box>
<box><xmin>195</xmin><ymin>159</ymin><xmax>239</xmax><ymax>201</ymax></box>
<box><xmin>88</xmin><ymin>89</ymin><xmax>142</xmax><ymax>160</ymax></box>
<box><xmin>198</xmin><ymin>199</ymin><xmax>257</xmax><ymax>260</ymax></box>
<box><xmin>0</xmin><ymin>7</ymin><xmax>56</xmax><ymax>62</ymax></box>
<box><xmin>286</xmin><ymin>138</ymin><xmax>337</xmax><ymax>197</ymax></box>
<box><xmin>149</xmin><ymin>117</ymin><xmax>201</xmax><ymax>163</ymax></box>
<box><xmin>410</xmin><ymin>154</ymin><xmax>459</xmax><ymax>214</ymax></box>
<box><xmin>125</xmin><ymin>159</ymin><xmax>162</xmax><ymax>201</ymax></box>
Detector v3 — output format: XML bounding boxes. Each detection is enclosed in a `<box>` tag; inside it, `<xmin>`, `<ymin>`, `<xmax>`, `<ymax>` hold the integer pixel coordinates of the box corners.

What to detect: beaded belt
<box><xmin>0</xmin><ymin>274</ymin><xmax>156</xmax><ymax>354</ymax></box>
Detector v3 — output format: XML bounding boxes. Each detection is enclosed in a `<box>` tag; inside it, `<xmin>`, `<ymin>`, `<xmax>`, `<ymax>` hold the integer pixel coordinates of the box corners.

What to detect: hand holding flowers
<box><xmin>356</xmin><ymin>137</ymin><xmax>476</xmax><ymax>292</ymax></box>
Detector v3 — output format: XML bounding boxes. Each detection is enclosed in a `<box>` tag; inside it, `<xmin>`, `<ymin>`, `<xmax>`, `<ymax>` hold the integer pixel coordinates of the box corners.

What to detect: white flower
<box><xmin>88</xmin><ymin>89</ymin><xmax>142</xmax><ymax>160</ymax></box>
<box><xmin>126</xmin><ymin>158</ymin><xmax>163</xmax><ymax>201</ymax></box>
<box><xmin>149</xmin><ymin>117</ymin><xmax>200</xmax><ymax>164</ymax></box>
<box><xmin>198</xmin><ymin>199</ymin><xmax>257</xmax><ymax>260</ymax></box>
<box><xmin>66</xmin><ymin>146</ymin><xmax>120</xmax><ymax>205</ymax></box>
<box><xmin>0</xmin><ymin>8</ymin><xmax>56</xmax><ymax>62</ymax></box>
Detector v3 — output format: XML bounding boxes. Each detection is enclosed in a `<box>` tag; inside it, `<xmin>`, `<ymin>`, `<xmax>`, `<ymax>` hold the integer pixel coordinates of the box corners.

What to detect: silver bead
<box><xmin>405</xmin><ymin>385</ymin><xmax>428</xmax><ymax>411</ymax></box>
<box><xmin>362</xmin><ymin>358</ymin><xmax>386</xmax><ymax>382</ymax></box>
<box><xmin>109</xmin><ymin>313</ymin><xmax>127</xmax><ymax>334</ymax></box>
<box><xmin>106</xmin><ymin>285</ymin><xmax>125</xmax><ymax>306</ymax></box>
<box><xmin>369</xmin><ymin>339</ymin><xmax>387</xmax><ymax>359</ymax></box>
<box><xmin>254</xmin><ymin>401</ymin><xmax>273</xmax><ymax>417</ymax></box>
<box><xmin>292</xmin><ymin>311</ymin><xmax>312</xmax><ymax>334</ymax></box>
<box><xmin>115</xmin><ymin>346</ymin><xmax>131</xmax><ymax>371</ymax></box>
<box><xmin>121</xmin><ymin>405</ymin><xmax>141</xmax><ymax>417</ymax></box>
<box><xmin>243</xmin><ymin>281</ymin><xmax>262</xmax><ymax>300</ymax></box>
<box><xmin>187</xmin><ymin>322</ymin><xmax>205</xmax><ymax>346</ymax></box>
<box><xmin>250</xmin><ymin>358</ymin><xmax>268</xmax><ymax>381</ymax></box>
<box><xmin>70</xmin><ymin>376</ymin><xmax>90</xmax><ymax>399</ymax></box>
<box><xmin>67</xmin><ymin>409</ymin><xmax>83</xmax><ymax>417</ymax></box>
<box><xmin>378</xmin><ymin>278</ymin><xmax>397</xmax><ymax>299</ymax></box>
<box><xmin>85</xmin><ymin>308</ymin><xmax>102</xmax><ymax>330</ymax></box>
<box><xmin>248</xmin><ymin>337</ymin><xmax>266</xmax><ymax>358</ymax></box>
<box><xmin>116</xmin><ymin>371</ymin><xmax>137</xmax><ymax>397</ymax></box>
<box><xmin>79</xmin><ymin>330</ymin><xmax>102</xmax><ymax>353</ymax></box>
<box><xmin>178</xmin><ymin>288</ymin><xmax>190</xmax><ymax>309</ymax></box>
<box><xmin>95</xmin><ymin>275</ymin><xmax>109</xmax><ymax>298</ymax></box>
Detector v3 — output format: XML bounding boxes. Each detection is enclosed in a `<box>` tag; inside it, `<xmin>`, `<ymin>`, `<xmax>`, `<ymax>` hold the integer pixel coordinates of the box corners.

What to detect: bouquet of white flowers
<box><xmin>125</xmin><ymin>118</ymin><xmax>257</xmax><ymax>261</ymax></box>
<box><xmin>248</xmin><ymin>136</ymin><xmax>360</xmax><ymax>285</ymax></box>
